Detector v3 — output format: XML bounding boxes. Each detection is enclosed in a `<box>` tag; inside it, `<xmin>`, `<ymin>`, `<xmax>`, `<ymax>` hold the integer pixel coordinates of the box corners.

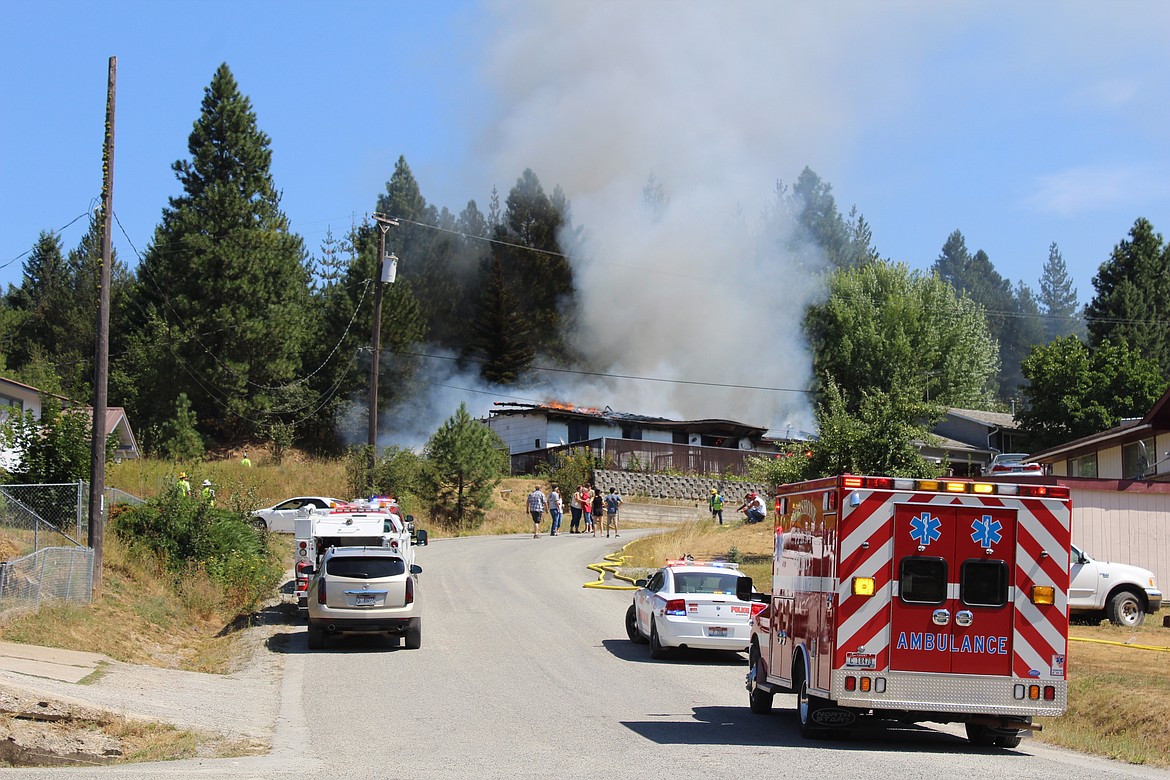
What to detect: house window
<box><xmin>567</xmin><ymin>421</ymin><xmax>589</xmax><ymax>443</ymax></box>
<box><xmin>1067</xmin><ymin>453</ymin><xmax>1097</xmax><ymax>478</ymax></box>
<box><xmin>1121</xmin><ymin>438</ymin><xmax>1155</xmax><ymax>479</ymax></box>
<box><xmin>0</xmin><ymin>394</ymin><xmax>22</xmax><ymax>424</ymax></box>
<box><xmin>621</xmin><ymin>426</ymin><xmax>643</xmax><ymax>440</ymax></box>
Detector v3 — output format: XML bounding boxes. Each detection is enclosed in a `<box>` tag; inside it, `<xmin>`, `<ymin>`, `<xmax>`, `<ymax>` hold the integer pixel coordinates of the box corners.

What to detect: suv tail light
<box><xmin>405</xmin><ymin>576</ymin><xmax>415</xmax><ymax>605</ymax></box>
<box><xmin>317</xmin><ymin>578</ymin><xmax>326</xmax><ymax>604</ymax></box>
<box><xmin>664</xmin><ymin>599</ymin><xmax>687</xmax><ymax>616</ymax></box>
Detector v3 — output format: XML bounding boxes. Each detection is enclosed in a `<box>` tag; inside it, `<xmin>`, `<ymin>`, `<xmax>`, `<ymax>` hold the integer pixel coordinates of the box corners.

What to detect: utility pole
<box><xmin>367</xmin><ymin>213</ymin><xmax>399</xmax><ymax>476</ymax></box>
<box><xmin>88</xmin><ymin>55</ymin><xmax>116</xmax><ymax>598</ymax></box>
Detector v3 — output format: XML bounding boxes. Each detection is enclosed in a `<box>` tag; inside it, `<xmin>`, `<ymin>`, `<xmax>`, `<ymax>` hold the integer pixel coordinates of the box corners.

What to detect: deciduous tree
<box><xmin>1018</xmin><ymin>335</ymin><xmax>1167</xmax><ymax>450</ymax></box>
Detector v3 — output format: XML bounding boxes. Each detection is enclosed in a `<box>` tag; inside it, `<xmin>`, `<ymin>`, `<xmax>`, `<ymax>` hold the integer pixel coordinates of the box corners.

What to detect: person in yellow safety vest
<box><xmin>241</xmin><ymin>452</ymin><xmax>252</xmax><ymax>468</ymax></box>
<box><xmin>709</xmin><ymin>488</ymin><xmax>725</xmax><ymax>525</ymax></box>
<box><xmin>177</xmin><ymin>472</ymin><xmax>192</xmax><ymax>497</ymax></box>
<box><xmin>200</xmin><ymin>479</ymin><xmax>216</xmax><ymax>507</ymax></box>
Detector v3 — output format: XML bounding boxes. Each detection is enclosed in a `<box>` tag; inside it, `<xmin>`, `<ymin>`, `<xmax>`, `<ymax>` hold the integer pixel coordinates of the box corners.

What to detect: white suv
<box><xmin>306</xmin><ymin>547</ymin><xmax>422</xmax><ymax>649</ymax></box>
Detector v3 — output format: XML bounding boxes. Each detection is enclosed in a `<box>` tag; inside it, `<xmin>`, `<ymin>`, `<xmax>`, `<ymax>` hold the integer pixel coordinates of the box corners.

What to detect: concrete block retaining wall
<box><xmin>592</xmin><ymin>469</ymin><xmax>770</xmax><ymax>504</ymax></box>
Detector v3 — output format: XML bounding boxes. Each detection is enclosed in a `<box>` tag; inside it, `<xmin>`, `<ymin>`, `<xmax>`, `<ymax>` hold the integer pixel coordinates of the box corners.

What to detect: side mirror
<box><xmin>635</xmin><ymin>578</ymin><xmax>648</xmax><ymax>588</ymax></box>
<box><xmin>414</xmin><ymin>529</ymin><xmax>429</xmax><ymax>546</ymax></box>
<box><xmin>736</xmin><ymin>575</ymin><xmax>755</xmax><ymax>601</ymax></box>
<box><xmin>410</xmin><ymin>564</ymin><xmax>423</xmax><ymax>575</ymax></box>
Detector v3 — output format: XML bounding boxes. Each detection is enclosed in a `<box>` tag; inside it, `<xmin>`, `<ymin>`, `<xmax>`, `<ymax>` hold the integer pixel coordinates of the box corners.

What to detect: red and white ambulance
<box><xmin>738</xmin><ymin>474</ymin><xmax>1071</xmax><ymax>747</ymax></box>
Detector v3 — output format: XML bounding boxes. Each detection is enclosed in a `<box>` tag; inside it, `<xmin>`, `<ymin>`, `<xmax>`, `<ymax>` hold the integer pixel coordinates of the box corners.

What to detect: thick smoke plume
<box><xmin>472</xmin><ymin>1</ymin><xmax>904</xmax><ymax>433</ymax></box>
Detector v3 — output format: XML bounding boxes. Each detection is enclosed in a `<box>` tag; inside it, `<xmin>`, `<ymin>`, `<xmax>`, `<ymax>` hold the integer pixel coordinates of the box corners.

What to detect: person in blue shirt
<box><xmin>603</xmin><ymin>488</ymin><xmax>623</xmax><ymax>538</ymax></box>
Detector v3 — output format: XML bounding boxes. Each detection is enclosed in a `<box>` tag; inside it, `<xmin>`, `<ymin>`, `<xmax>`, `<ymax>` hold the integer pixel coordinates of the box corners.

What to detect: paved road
<box><xmin>5</xmin><ymin>531</ymin><xmax>1169</xmax><ymax>779</ymax></box>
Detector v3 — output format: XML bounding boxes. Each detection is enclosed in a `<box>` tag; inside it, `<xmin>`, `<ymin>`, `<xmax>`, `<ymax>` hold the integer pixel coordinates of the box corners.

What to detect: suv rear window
<box><xmin>326</xmin><ymin>556</ymin><xmax>405</xmax><ymax>579</ymax></box>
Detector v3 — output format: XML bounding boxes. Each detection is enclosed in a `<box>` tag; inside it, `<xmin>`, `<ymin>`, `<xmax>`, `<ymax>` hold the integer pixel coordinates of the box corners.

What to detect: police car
<box><xmin>625</xmin><ymin>558</ymin><xmax>763</xmax><ymax>659</ymax></box>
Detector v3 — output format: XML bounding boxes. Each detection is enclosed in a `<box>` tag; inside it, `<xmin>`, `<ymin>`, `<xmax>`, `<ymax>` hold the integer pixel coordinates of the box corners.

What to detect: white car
<box><xmin>252</xmin><ymin>496</ymin><xmax>343</xmax><ymax>532</ymax></box>
<box><xmin>625</xmin><ymin>560</ymin><xmax>762</xmax><ymax>659</ymax></box>
<box><xmin>982</xmin><ymin>453</ymin><xmax>1043</xmax><ymax>476</ymax></box>
<box><xmin>306</xmin><ymin>546</ymin><xmax>422</xmax><ymax>650</ymax></box>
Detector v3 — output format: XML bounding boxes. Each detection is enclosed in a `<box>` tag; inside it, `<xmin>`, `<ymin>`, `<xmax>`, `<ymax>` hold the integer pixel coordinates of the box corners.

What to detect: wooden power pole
<box><xmin>88</xmin><ymin>56</ymin><xmax>116</xmax><ymax>597</ymax></box>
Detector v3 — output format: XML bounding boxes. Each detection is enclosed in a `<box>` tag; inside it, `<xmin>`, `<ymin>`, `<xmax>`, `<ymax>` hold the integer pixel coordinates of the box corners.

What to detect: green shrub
<box><xmin>111</xmin><ymin>484</ymin><xmax>280</xmax><ymax>617</ymax></box>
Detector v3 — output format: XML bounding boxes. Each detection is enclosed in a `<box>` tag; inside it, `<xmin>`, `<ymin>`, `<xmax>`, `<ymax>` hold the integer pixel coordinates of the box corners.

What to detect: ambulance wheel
<box><xmin>995</xmin><ymin>731</ymin><xmax>1023</xmax><ymax>748</ymax></box>
<box><xmin>1107</xmin><ymin>591</ymin><xmax>1144</xmax><ymax>627</ymax></box>
<box><xmin>795</xmin><ymin>667</ymin><xmax>828</xmax><ymax>739</ymax></box>
<box><xmin>626</xmin><ymin>605</ymin><xmax>647</xmax><ymax>644</ymax></box>
<box><xmin>649</xmin><ymin>620</ymin><xmax>671</xmax><ymax>659</ymax></box>
<box><xmin>307</xmin><ymin>624</ymin><xmax>325</xmax><ymax>650</ymax></box>
<box><xmin>748</xmin><ymin>645</ymin><xmax>774</xmax><ymax>714</ymax></box>
<box><xmin>965</xmin><ymin>723</ymin><xmax>997</xmax><ymax>747</ymax></box>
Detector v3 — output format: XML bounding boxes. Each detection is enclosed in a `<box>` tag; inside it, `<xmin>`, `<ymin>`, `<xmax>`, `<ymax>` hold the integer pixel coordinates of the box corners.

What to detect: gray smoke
<box><xmin>473</xmin><ymin>0</ymin><xmax>908</xmax><ymax>432</ymax></box>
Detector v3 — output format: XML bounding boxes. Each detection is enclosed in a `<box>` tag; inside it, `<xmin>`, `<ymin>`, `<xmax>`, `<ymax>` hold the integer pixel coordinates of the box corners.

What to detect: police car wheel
<box><xmin>649</xmin><ymin>620</ymin><xmax>670</xmax><ymax>659</ymax></box>
<box><xmin>626</xmin><ymin>605</ymin><xmax>647</xmax><ymax>644</ymax></box>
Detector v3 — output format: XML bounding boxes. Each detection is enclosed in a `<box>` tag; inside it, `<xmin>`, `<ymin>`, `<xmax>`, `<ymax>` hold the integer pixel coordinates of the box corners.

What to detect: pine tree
<box><xmin>423</xmin><ymin>402</ymin><xmax>508</xmax><ymax>527</ymax></box>
<box><xmin>467</xmin><ymin>257</ymin><xmax>534</xmax><ymax>383</ymax></box>
<box><xmin>1085</xmin><ymin>218</ymin><xmax>1170</xmax><ymax>375</ymax></box>
<box><xmin>1038</xmin><ymin>242</ymin><xmax>1080</xmax><ymax>341</ymax></box>
<box><xmin>132</xmin><ymin>63</ymin><xmax>312</xmax><ymax>439</ymax></box>
<box><xmin>491</xmin><ymin>169</ymin><xmax>575</xmax><ymax>356</ymax></box>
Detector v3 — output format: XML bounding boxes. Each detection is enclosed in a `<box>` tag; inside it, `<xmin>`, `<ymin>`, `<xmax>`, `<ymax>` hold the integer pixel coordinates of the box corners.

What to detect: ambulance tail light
<box><xmin>1030</xmin><ymin>585</ymin><xmax>1055</xmax><ymax>605</ymax></box>
<box><xmin>1019</xmin><ymin>484</ymin><xmax>1069</xmax><ymax>499</ymax></box>
<box><xmin>1013</xmin><ymin>684</ymin><xmax>1056</xmax><ymax>701</ymax></box>
<box><xmin>664</xmin><ymin>599</ymin><xmax>687</xmax><ymax>616</ymax></box>
<box><xmin>852</xmin><ymin>577</ymin><xmax>876</xmax><ymax>597</ymax></box>
<box><xmin>844</xmin><ymin>675</ymin><xmax>886</xmax><ymax>693</ymax></box>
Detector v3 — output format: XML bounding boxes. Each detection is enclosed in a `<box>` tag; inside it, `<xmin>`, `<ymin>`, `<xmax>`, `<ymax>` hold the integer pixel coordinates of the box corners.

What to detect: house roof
<box><xmin>945</xmin><ymin>407</ymin><xmax>1019</xmax><ymax>429</ymax></box>
<box><xmin>67</xmin><ymin>406</ymin><xmax>140</xmax><ymax>457</ymax></box>
<box><xmin>489</xmin><ymin>401</ymin><xmax>768</xmax><ymax>439</ymax></box>
<box><xmin>0</xmin><ymin>376</ymin><xmax>72</xmax><ymax>404</ymax></box>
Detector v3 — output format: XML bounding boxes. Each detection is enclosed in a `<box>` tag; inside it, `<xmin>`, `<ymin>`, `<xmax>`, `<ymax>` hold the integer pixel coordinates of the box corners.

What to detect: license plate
<box><xmin>707</xmin><ymin>626</ymin><xmax>728</xmax><ymax>637</ymax></box>
<box><xmin>355</xmin><ymin>594</ymin><xmax>376</xmax><ymax>606</ymax></box>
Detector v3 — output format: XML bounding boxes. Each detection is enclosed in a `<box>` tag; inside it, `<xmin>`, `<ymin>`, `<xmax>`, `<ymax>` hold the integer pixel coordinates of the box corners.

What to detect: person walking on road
<box><xmin>527</xmin><ymin>485</ymin><xmax>547</xmax><ymax>538</ymax></box>
<box><xmin>603</xmin><ymin>487</ymin><xmax>622</xmax><ymax>537</ymax></box>
<box><xmin>549</xmin><ymin>485</ymin><xmax>564</xmax><ymax>536</ymax></box>
<box><xmin>568</xmin><ymin>485</ymin><xmax>583</xmax><ymax>533</ymax></box>
<box><xmin>591</xmin><ymin>489</ymin><xmax>604</xmax><ymax>537</ymax></box>
<box><xmin>708</xmin><ymin>488</ymin><xmax>725</xmax><ymax>525</ymax></box>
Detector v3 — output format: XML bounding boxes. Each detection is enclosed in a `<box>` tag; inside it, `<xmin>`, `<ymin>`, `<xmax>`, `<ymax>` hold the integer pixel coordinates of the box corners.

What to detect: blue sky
<box><xmin>3</xmin><ymin>1</ymin><xmax>1168</xmax><ymax>298</ymax></box>
<box><xmin>2</xmin><ymin>1</ymin><xmax>1169</xmax><ymax>428</ymax></box>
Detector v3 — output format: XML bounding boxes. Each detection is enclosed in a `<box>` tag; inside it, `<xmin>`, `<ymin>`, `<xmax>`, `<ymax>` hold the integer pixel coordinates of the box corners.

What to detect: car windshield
<box><xmin>326</xmin><ymin>556</ymin><xmax>405</xmax><ymax>579</ymax></box>
<box><xmin>672</xmin><ymin>572</ymin><xmax>740</xmax><ymax>595</ymax></box>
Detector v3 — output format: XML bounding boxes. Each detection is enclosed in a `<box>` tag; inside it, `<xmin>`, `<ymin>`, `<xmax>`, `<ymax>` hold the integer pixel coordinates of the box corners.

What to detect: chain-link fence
<box><xmin>0</xmin><ymin>483</ymin><xmax>143</xmax><ymax>613</ymax></box>
<box><xmin>0</xmin><ymin>546</ymin><xmax>94</xmax><ymax>610</ymax></box>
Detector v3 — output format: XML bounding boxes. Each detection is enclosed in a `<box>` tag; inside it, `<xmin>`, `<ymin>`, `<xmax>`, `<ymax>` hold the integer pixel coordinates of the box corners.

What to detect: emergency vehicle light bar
<box><xmin>833</xmin><ymin>476</ymin><xmax>1069</xmax><ymax>500</ymax></box>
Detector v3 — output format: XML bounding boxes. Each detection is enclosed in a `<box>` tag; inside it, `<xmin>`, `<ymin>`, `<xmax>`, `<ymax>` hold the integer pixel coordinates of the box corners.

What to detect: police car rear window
<box><xmin>673</xmin><ymin>572</ymin><xmax>740</xmax><ymax>595</ymax></box>
<box><xmin>326</xmin><ymin>557</ymin><xmax>405</xmax><ymax>579</ymax></box>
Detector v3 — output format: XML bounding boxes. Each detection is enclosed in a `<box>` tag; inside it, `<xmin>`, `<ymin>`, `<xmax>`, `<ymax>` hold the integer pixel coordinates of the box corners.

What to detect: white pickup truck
<box><xmin>1069</xmin><ymin>544</ymin><xmax>1163</xmax><ymax>626</ymax></box>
